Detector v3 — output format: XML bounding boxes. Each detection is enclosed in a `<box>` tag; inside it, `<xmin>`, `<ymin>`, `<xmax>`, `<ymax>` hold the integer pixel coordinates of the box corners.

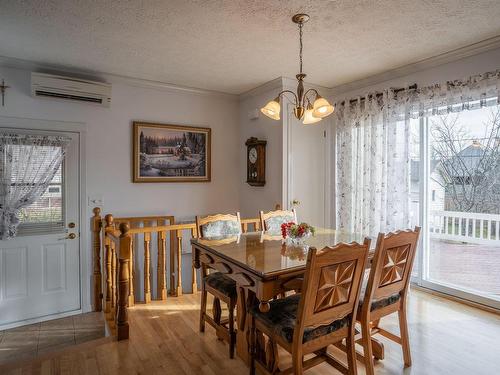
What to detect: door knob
<box><xmin>59</xmin><ymin>233</ymin><xmax>77</xmax><ymax>240</ymax></box>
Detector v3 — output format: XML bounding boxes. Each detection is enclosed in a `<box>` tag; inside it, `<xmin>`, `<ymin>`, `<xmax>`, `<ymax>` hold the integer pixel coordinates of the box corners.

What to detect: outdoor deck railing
<box><xmin>429</xmin><ymin>210</ymin><xmax>500</xmax><ymax>244</ymax></box>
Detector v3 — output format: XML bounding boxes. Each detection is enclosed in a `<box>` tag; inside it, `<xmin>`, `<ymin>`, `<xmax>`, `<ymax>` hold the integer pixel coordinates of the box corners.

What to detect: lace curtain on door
<box><xmin>334</xmin><ymin>69</ymin><xmax>500</xmax><ymax>237</ymax></box>
<box><xmin>0</xmin><ymin>134</ymin><xmax>70</xmax><ymax>240</ymax></box>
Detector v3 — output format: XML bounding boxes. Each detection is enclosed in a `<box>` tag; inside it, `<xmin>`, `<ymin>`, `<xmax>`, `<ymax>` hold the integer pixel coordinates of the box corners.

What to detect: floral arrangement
<box><xmin>281</xmin><ymin>222</ymin><xmax>315</xmax><ymax>240</ymax></box>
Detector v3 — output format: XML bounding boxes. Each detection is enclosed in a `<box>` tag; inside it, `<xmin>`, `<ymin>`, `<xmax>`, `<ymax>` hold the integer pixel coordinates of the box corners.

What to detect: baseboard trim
<box><xmin>411</xmin><ymin>284</ymin><xmax>500</xmax><ymax>316</ymax></box>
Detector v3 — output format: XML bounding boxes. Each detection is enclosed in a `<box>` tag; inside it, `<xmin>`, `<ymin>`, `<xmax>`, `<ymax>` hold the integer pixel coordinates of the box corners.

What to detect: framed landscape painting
<box><xmin>133</xmin><ymin>122</ymin><xmax>211</xmax><ymax>182</ymax></box>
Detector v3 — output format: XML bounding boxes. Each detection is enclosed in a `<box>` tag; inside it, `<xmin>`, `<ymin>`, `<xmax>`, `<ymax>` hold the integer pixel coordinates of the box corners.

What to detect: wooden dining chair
<box><xmin>250</xmin><ymin>239</ymin><xmax>371</xmax><ymax>375</ymax></box>
<box><xmin>356</xmin><ymin>227</ymin><xmax>421</xmax><ymax>375</ymax></box>
<box><xmin>196</xmin><ymin>212</ymin><xmax>242</xmax><ymax>358</ymax></box>
<box><xmin>259</xmin><ymin>208</ymin><xmax>297</xmax><ymax>234</ymax></box>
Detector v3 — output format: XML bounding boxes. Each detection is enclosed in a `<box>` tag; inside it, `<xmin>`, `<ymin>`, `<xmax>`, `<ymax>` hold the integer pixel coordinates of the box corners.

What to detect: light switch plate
<box><xmin>88</xmin><ymin>195</ymin><xmax>104</xmax><ymax>207</ymax></box>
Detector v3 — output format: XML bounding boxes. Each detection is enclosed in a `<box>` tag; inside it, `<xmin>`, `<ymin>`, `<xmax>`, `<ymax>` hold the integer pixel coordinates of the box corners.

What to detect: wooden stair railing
<box><xmin>90</xmin><ymin>208</ymin><xmax>265</xmax><ymax>340</ymax></box>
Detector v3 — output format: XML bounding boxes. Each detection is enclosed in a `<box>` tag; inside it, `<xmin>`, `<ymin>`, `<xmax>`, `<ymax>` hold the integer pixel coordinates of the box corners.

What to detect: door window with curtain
<box><xmin>334</xmin><ymin>69</ymin><xmax>500</xmax><ymax>309</ymax></box>
<box><xmin>0</xmin><ymin>133</ymin><xmax>69</xmax><ymax>240</ymax></box>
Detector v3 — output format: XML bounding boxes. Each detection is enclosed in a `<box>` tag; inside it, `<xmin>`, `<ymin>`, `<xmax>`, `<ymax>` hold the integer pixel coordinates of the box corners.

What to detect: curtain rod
<box><xmin>341</xmin><ymin>84</ymin><xmax>418</xmax><ymax>106</ymax></box>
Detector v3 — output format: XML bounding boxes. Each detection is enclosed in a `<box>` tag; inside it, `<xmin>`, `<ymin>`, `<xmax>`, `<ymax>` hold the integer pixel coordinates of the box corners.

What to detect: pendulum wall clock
<box><xmin>245</xmin><ymin>137</ymin><xmax>266</xmax><ymax>186</ymax></box>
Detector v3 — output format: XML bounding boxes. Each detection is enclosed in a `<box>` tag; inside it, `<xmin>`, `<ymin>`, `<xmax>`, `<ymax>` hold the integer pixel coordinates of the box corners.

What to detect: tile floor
<box><xmin>0</xmin><ymin>312</ymin><xmax>105</xmax><ymax>365</ymax></box>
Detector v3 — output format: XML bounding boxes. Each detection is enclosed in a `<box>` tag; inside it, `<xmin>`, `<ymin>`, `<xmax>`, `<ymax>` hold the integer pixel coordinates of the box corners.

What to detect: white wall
<box><xmin>238</xmin><ymin>81</ymin><xmax>285</xmax><ymax>218</ymax></box>
<box><xmin>0</xmin><ymin>66</ymin><xmax>241</xmax><ymax>218</ymax></box>
<box><xmin>0</xmin><ymin>65</ymin><xmax>241</xmax><ymax>308</ymax></box>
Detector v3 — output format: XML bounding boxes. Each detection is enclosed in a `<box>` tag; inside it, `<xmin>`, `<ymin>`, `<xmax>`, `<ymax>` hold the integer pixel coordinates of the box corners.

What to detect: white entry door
<box><xmin>288</xmin><ymin>117</ymin><xmax>327</xmax><ymax>227</ymax></box>
<box><xmin>0</xmin><ymin>130</ymin><xmax>81</xmax><ymax>329</ymax></box>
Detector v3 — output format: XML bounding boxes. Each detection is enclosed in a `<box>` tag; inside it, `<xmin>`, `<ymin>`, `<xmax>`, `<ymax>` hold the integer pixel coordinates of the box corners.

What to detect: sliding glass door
<box><xmin>411</xmin><ymin>103</ymin><xmax>500</xmax><ymax>309</ymax></box>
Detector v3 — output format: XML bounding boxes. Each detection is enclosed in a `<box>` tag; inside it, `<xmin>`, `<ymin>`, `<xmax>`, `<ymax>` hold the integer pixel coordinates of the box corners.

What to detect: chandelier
<box><xmin>260</xmin><ymin>14</ymin><xmax>334</xmax><ymax>125</ymax></box>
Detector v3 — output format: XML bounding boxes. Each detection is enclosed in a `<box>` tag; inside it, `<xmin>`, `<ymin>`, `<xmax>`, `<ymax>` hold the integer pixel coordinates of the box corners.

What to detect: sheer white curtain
<box><xmin>0</xmin><ymin>134</ymin><xmax>70</xmax><ymax>240</ymax></box>
<box><xmin>334</xmin><ymin>69</ymin><xmax>500</xmax><ymax>237</ymax></box>
<box><xmin>335</xmin><ymin>93</ymin><xmax>410</xmax><ymax>237</ymax></box>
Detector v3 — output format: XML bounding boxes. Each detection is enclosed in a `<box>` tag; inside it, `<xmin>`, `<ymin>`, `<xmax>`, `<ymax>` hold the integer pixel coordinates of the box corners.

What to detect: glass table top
<box><xmin>192</xmin><ymin>228</ymin><xmax>373</xmax><ymax>277</ymax></box>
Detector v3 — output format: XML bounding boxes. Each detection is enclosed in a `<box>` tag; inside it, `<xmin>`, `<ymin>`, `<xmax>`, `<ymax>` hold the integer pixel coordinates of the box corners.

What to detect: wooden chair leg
<box><xmin>228</xmin><ymin>299</ymin><xmax>235</xmax><ymax>359</ymax></box>
<box><xmin>199</xmin><ymin>282</ymin><xmax>207</xmax><ymax>333</ymax></box>
<box><xmin>346</xmin><ymin>327</ymin><xmax>358</xmax><ymax>375</ymax></box>
<box><xmin>292</xmin><ymin>348</ymin><xmax>303</xmax><ymax>375</ymax></box>
<box><xmin>398</xmin><ymin>307</ymin><xmax>412</xmax><ymax>367</ymax></box>
<box><xmin>361</xmin><ymin>322</ymin><xmax>375</xmax><ymax>375</ymax></box>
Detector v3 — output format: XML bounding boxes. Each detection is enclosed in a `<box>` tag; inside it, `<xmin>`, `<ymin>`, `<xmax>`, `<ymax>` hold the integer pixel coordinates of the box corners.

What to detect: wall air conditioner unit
<box><xmin>31</xmin><ymin>72</ymin><xmax>111</xmax><ymax>107</ymax></box>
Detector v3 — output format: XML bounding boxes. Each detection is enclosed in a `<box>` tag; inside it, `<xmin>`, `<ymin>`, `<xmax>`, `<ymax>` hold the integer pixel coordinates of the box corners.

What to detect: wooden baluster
<box><xmin>169</xmin><ymin>217</ymin><xmax>176</xmax><ymax>296</ymax></box>
<box><xmin>157</xmin><ymin>230</ymin><xmax>167</xmax><ymax>300</ymax></box>
<box><xmin>176</xmin><ymin>229</ymin><xmax>183</xmax><ymax>297</ymax></box>
<box><xmin>91</xmin><ymin>207</ymin><xmax>102</xmax><ymax>312</ymax></box>
<box><xmin>104</xmin><ymin>239</ymin><xmax>112</xmax><ymax>315</ymax></box>
<box><xmin>242</xmin><ymin>222</ymin><xmax>248</xmax><ymax>233</ymax></box>
<box><xmin>487</xmin><ymin>220</ymin><xmax>492</xmax><ymax>240</ymax></box>
<box><xmin>112</xmin><ymin>242</ymin><xmax>117</xmax><ymax>311</ymax></box>
<box><xmin>117</xmin><ymin>223</ymin><xmax>132</xmax><ymax>340</ymax></box>
<box><xmin>144</xmin><ymin>231</ymin><xmax>152</xmax><ymax>303</ymax></box>
<box><xmin>191</xmin><ymin>227</ymin><xmax>198</xmax><ymax>294</ymax></box>
<box><xmin>496</xmin><ymin>221</ymin><xmax>499</xmax><ymax>240</ymax></box>
<box><xmin>256</xmin><ymin>220</ymin><xmax>261</xmax><ymax>231</ymax></box>
<box><xmin>127</xmin><ymin>221</ymin><xmax>135</xmax><ymax>307</ymax></box>
<box><xmin>104</xmin><ymin>214</ymin><xmax>114</xmax><ymax>315</ymax></box>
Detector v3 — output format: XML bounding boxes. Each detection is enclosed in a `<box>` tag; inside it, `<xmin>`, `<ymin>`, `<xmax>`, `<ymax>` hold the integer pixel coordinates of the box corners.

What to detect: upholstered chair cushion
<box><xmin>250</xmin><ymin>294</ymin><xmax>350</xmax><ymax>343</ymax></box>
<box><xmin>204</xmin><ymin>272</ymin><xmax>237</xmax><ymax>298</ymax></box>
<box><xmin>201</xmin><ymin>220</ymin><xmax>241</xmax><ymax>238</ymax></box>
<box><xmin>265</xmin><ymin>214</ymin><xmax>295</xmax><ymax>234</ymax></box>
<box><xmin>359</xmin><ymin>284</ymin><xmax>401</xmax><ymax>312</ymax></box>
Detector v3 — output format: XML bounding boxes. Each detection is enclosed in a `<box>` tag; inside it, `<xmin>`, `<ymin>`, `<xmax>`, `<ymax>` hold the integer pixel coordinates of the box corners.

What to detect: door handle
<box><xmin>59</xmin><ymin>233</ymin><xmax>77</xmax><ymax>240</ymax></box>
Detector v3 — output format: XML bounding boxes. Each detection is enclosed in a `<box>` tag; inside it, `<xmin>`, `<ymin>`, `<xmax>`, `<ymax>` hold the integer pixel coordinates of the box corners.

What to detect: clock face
<box><xmin>249</xmin><ymin>147</ymin><xmax>258</xmax><ymax>164</ymax></box>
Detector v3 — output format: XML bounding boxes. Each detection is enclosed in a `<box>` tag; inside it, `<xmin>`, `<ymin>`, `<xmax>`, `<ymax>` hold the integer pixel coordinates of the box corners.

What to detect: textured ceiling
<box><xmin>0</xmin><ymin>0</ymin><xmax>500</xmax><ymax>94</ymax></box>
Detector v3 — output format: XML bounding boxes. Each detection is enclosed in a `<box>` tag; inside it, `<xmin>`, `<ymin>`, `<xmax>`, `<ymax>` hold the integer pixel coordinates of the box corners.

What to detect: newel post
<box><xmin>117</xmin><ymin>222</ymin><xmax>132</xmax><ymax>340</ymax></box>
<box><xmin>91</xmin><ymin>207</ymin><xmax>103</xmax><ymax>312</ymax></box>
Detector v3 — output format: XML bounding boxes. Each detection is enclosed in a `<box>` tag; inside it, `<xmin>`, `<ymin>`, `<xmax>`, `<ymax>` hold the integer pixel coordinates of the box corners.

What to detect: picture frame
<box><xmin>133</xmin><ymin>122</ymin><xmax>211</xmax><ymax>183</ymax></box>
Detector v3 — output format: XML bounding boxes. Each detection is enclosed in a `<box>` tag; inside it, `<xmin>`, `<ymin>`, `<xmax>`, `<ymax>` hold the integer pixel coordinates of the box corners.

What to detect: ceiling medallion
<box><xmin>261</xmin><ymin>14</ymin><xmax>334</xmax><ymax>125</ymax></box>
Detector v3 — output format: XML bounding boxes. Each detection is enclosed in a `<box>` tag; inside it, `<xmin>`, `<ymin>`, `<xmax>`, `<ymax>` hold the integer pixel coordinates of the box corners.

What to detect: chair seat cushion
<box><xmin>204</xmin><ymin>272</ymin><xmax>237</xmax><ymax>298</ymax></box>
<box><xmin>250</xmin><ymin>294</ymin><xmax>350</xmax><ymax>344</ymax></box>
<box><xmin>359</xmin><ymin>284</ymin><xmax>401</xmax><ymax>312</ymax></box>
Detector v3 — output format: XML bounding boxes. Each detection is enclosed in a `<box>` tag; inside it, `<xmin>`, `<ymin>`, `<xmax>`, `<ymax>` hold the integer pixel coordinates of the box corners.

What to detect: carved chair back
<box><xmin>294</xmin><ymin>239</ymin><xmax>371</xmax><ymax>342</ymax></box>
<box><xmin>259</xmin><ymin>208</ymin><xmax>297</xmax><ymax>233</ymax></box>
<box><xmin>364</xmin><ymin>227</ymin><xmax>421</xmax><ymax>306</ymax></box>
<box><xmin>196</xmin><ymin>212</ymin><xmax>242</xmax><ymax>239</ymax></box>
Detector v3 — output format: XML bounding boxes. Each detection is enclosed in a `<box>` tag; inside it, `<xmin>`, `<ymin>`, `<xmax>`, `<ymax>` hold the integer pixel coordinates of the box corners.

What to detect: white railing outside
<box><xmin>429</xmin><ymin>210</ymin><xmax>500</xmax><ymax>245</ymax></box>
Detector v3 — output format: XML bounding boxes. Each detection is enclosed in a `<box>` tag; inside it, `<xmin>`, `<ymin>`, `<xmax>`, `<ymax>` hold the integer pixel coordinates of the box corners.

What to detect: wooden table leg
<box><xmin>236</xmin><ymin>286</ymin><xmax>255</xmax><ymax>364</ymax></box>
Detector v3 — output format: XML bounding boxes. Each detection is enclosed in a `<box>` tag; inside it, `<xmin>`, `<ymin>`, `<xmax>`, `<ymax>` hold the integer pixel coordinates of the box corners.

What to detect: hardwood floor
<box><xmin>1</xmin><ymin>288</ymin><xmax>499</xmax><ymax>374</ymax></box>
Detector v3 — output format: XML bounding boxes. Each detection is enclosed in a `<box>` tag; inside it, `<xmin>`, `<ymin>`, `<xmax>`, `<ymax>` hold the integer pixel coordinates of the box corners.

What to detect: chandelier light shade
<box><xmin>312</xmin><ymin>95</ymin><xmax>335</xmax><ymax>118</ymax></box>
<box><xmin>260</xmin><ymin>97</ymin><xmax>281</xmax><ymax>120</ymax></box>
<box><xmin>260</xmin><ymin>13</ymin><xmax>334</xmax><ymax>125</ymax></box>
<box><xmin>303</xmin><ymin>104</ymin><xmax>322</xmax><ymax>124</ymax></box>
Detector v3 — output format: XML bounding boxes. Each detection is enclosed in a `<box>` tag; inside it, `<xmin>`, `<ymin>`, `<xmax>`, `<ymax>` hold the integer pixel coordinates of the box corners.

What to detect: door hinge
<box><xmin>323</xmin><ymin>130</ymin><xmax>326</xmax><ymax>138</ymax></box>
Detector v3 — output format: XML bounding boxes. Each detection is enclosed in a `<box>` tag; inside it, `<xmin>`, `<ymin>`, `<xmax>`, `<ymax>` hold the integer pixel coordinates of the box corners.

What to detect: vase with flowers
<box><xmin>281</xmin><ymin>222</ymin><xmax>315</xmax><ymax>245</ymax></box>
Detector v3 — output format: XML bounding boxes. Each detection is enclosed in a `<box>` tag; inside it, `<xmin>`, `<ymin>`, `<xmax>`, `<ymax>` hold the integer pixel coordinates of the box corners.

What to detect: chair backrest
<box><xmin>259</xmin><ymin>208</ymin><xmax>297</xmax><ymax>233</ymax></box>
<box><xmin>294</xmin><ymin>239</ymin><xmax>370</xmax><ymax>341</ymax></box>
<box><xmin>363</xmin><ymin>227</ymin><xmax>421</xmax><ymax>308</ymax></box>
<box><xmin>196</xmin><ymin>212</ymin><xmax>241</xmax><ymax>238</ymax></box>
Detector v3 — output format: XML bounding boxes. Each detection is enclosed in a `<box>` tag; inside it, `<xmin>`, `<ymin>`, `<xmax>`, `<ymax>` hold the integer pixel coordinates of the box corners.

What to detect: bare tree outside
<box><xmin>431</xmin><ymin>108</ymin><xmax>500</xmax><ymax>214</ymax></box>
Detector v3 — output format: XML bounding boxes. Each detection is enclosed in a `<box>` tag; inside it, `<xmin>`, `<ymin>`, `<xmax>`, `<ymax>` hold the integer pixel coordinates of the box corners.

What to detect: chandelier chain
<box><xmin>299</xmin><ymin>23</ymin><xmax>303</xmax><ymax>74</ymax></box>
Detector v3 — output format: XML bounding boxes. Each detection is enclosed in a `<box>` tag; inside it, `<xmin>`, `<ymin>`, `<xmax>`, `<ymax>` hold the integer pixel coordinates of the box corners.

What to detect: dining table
<box><xmin>191</xmin><ymin>228</ymin><xmax>376</xmax><ymax>366</ymax></box>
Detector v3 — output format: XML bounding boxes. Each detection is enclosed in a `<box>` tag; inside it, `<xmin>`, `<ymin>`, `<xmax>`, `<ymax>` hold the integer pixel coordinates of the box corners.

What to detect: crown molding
<box><xmin>0</xmin><ymin>55</ymin><xmax>238</xmax><ymax>100</ymax></box>
<box><xmin>329</xmin><ymin>35</ymin><xmax>500</xmax><ymax>96</ymax></box>
<box><xmin>238</xmin><ymin>77</ymin><xmax>284</xmax><ymax>101</ymax></box>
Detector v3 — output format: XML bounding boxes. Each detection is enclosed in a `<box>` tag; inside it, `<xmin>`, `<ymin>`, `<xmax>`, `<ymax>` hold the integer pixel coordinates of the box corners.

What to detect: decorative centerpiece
<box><xmin>281</xmin><ymin>222</ymin><xmax>315</xmax><ymax>245</ymax></box>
